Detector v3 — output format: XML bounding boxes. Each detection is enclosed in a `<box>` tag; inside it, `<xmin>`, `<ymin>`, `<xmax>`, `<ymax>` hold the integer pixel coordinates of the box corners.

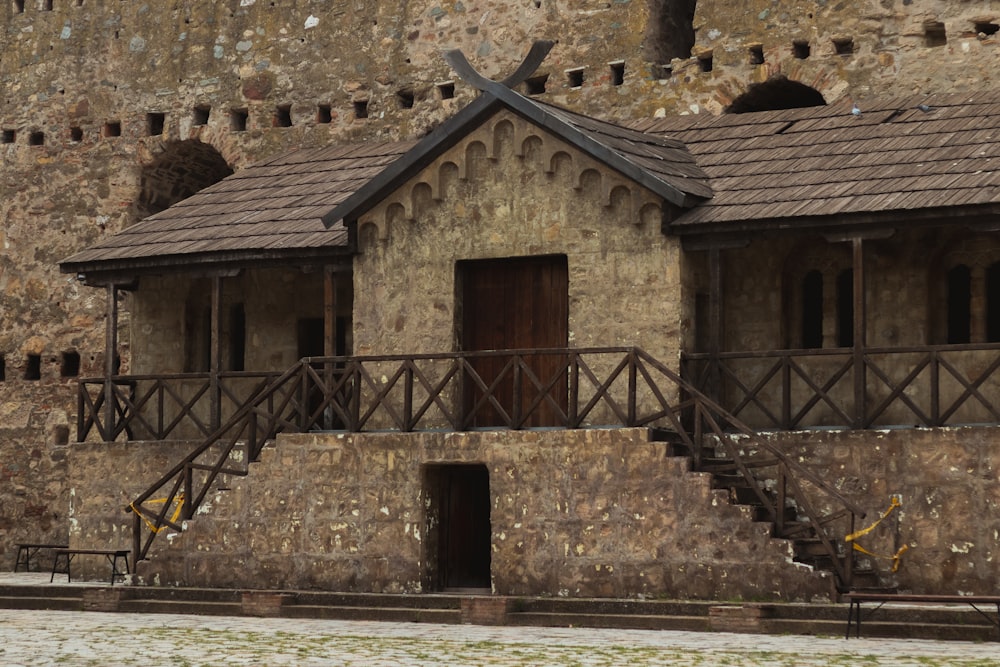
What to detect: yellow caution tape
<box><xmin>129</xmin><ymin>494</ymin><xmax>184</xmax><ymax>534</ymax></box>
<box><xmin>845</xmin><ymin>496</ymin><xmax>908</xmax><ymax>572</ymax></box>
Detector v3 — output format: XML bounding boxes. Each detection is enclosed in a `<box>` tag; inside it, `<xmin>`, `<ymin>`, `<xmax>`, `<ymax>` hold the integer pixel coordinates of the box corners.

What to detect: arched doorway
<box><xmin>136</xmin><ymin>139</ymin><xmax>234</xmax><ymax>219</ymax></box>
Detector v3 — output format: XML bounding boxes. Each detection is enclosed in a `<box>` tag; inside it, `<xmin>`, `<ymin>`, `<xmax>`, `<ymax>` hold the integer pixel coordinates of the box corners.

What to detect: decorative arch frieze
<box><xmin>355</xmin><ymin>110</ymin><xmax>664</xmax><ymax>245</ymax></box>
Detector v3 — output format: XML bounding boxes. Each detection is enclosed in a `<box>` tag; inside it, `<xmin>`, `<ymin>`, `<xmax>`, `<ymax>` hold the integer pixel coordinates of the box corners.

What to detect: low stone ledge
<box><xmin>708</xmin><ymin>604</ymin><xmax>774</xmax><ymax>633</ymax></box>
<box><xmin>83</xmin><ymin>588</ymin><xmax>124</xmax><ymax>612</ymax></box>
<box><xmin>460</xmin><ymin>596</ymin><xmax>512</xmax><ymax>625</ymax></box>
<box><xmin>241</xmin><ymin>591</ymin><xmax>294</xmax><ymax>617</ymax></box>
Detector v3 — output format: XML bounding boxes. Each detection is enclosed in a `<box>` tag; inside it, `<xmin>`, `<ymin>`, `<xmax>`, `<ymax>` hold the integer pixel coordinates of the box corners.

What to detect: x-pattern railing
<box><xmin>683</xmin><ymin>343</ymin><xmax>1000</xmax><ymax>430</ymax></box>
<box><xmin>122</xmin><ymin>347</ymin><xmax>865</xmax><ymax>589</ymax></box>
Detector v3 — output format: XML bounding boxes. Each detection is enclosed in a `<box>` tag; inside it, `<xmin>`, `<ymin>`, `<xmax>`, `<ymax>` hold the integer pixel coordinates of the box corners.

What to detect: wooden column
<box><xmin>852</xmin><ymin>237</ymin><xmax>866</xmax><ymax>428</ymax></box>
<box><xmin>210</xmin><ymin>275</ymin><xmax>223</xmax><ymax>431</ymax></box>
<box><xmin>104</xmin><ymin>283</ymin><xmax>118</xmax><ymax>441</ymax></box>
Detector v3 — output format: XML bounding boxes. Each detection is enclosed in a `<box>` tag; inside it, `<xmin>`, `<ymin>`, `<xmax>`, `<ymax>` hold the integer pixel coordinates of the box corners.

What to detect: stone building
<box><xmin>3</xmin><ymin>1</ymin><xmax>1000</xmax><ymax>600</ymax></box>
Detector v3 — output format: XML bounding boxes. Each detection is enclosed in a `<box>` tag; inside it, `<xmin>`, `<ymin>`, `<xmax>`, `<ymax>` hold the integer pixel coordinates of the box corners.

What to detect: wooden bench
<box><xmin>13</xmin><ymin>543</ymin><xmax>68</xmax><ymax>572</ymax></box>
<box><xmin>49</xmin><ymin>549</ymin><xmax>130</xmax><ymax>587</ymax></box>
<box><xmin>845</xmin><ymin>592</ymin><xmax>1000</xmax><ymax>640</ymax></box>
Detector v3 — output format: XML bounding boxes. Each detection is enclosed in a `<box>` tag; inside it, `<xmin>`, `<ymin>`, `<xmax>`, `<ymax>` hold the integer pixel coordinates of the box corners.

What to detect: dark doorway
<box><xmin>426</xmin><ymin>464</ymin><xmax>492</xmax><ymax>591</ymax></box>
<box><xmin>458</xmin><ymin>255</ymin><xmax>569</xmax><ymax>427</ymax></box>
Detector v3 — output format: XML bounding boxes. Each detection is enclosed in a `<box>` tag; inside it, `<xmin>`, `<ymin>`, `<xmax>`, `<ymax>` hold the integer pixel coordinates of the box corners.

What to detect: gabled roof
<box><xmin>320</xmin><ymin>87</ymin><xmax>712</xmax><ymax>228</ymax></box>
<box><xmin>60</xmin><ymin>141</ymin><xmax>415</xmax><ymax>276</ymax></box>
<box><xmin>633</xmin><ymin>92</ymin><xmax>1000</xmax><ymax>234</ymax></box>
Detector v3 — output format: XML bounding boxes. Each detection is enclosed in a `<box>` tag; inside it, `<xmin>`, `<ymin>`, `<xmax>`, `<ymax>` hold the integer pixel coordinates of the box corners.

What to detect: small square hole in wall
<box><xmin>437</xmin><ymin>81</ymin><xmax>455</xmax><ymax>99</ymax></box>
<box><xmin>147</xmin><ymin>112</ymin><xmax>165</xmax><ymax>136</ymax></box>
<box><xmin>193</xmin><ymin>105</ymin><xmax>211</xmax><ymax>126</ymax></box>
<box><xmin>230</xmin><ymin>108</ymin><xmax>248</xmax><ymax>131</ymax></box>
<box><xmin>316</xmin><ymin>104</ymin><xmax>332</xmax><ymax>124</ymax></box>
<box><xmin>13</xmin><ymin>0</ymin><xmax>24</xmax><ymax>13</ymax></box>
<box><xmin>396</xmin><ymin>89</ymin><xmax>414</xmax><ymax>109</ymax></box>
<box><xmin>24</xmin><ymin>354</ymin><xmax>40</xmax><ymax>381</ymax></box>
<box><xmin>70</xmin><ymin>126</ymin><xmax>83</xmax><ymax>142</ymax></box>
<box><xmin>42</xmin><ymin>0</ymin><xmax>53</xmax><ymax>10</ymax></box>
<box><xmin>28</xmin><ymin>131</ymin><xmax>44</xmax><ymax>146</ymax></box>
<box><xmin>609</xmin><ymin>61</ymin><xmax>625</xmax><ymax>86</ymax></box>
<box><xmin>975</xmin><ymin>21</ymin><xmax>999</xmax><ymax>36</ymax></box>
<box><xmin>924</xmin><ymin>20</ymin><xmax>947</xmax><ymax>47</ymax></box>
<box><xmin>103</xmin><ymin>121</ymin><xmax>121</xmax><ymax>138</ymax></box>
<box><xmin>76</xmin><ymin>0</ymin><xmax>84</xmax><ymax>6</ymax></box>
<box><xmin>274</xmin><ymin>104</ymin><xmax>292</xmax><ymax>127</ymax></box>
<box><xmin>697</xmin><ymin>51</ymin><xmax>714</xmax><ymax>72</ymax></box>
<box><xmin>566</xmin><ymin>68</ymin><xmax>584</xmax><ymax>88</ymax></box>
<box><xmin>353</xmin><ymin>100</ymin><xmax>369</xmax><ymax>120</ymax></box>
<box><xmin>524</xmin><ymin>74</ymin><xmax>548</xmax><ymax>95</ymax></box>
<box><xmin>793</xmin><ymin>39</ymin><xmax>811</xmax><ymax>59</ymax></box>
<box><xmin>748</xmin><ymin>44</ymin><xmax>764</xmax><ymax>65</ymax></box>
<box><xmin>0</xmin><ymin>355</ymin><xmax>5</xmax><ymax>382</ymax></box>
<box><xmin>61</xmin><ymin>351</ymin><xmax>80</xmax><ymax>378</ymax></box>
<box><xmin>833</xmin><ymin>37</ymin><xmax>854</xmax><ymax>56</ymax></box>
<box><xmin>2</xmin><ymin>129</ymin><xmax>15</xmax><ymax>144</ymax></box>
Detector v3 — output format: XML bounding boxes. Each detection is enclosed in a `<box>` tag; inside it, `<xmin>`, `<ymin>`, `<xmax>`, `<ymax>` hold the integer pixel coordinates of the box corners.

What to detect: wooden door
<box><xmin>437</xmin><ymin>464</ymin><xmax>491</xmax><ymax>590</ymax></box>
<box><xmin>460</xmin><ymin>255</ymin><xmax>568</xmax><ymax>427</ymax></box>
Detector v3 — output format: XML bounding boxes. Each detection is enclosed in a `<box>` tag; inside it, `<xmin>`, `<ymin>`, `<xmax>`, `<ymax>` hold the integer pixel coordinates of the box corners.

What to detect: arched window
<box><xmin>801</xmin><ymin>270</ymin><xmax>823</xmax><ymax>348</ymax></box>
<box><xmin>836</xmin><ymin>270</ymin><xmax>854</xmax><ymax>348</ymax></box>
<box><xmin>987</xmin><ymin>262</ymin><xmax>1000</xmax><ymax>343</ymax></box>
<box><xmin>947</xmin><ymin>264</ymin><xmax>972</xmax><ymax>344</ymax></box>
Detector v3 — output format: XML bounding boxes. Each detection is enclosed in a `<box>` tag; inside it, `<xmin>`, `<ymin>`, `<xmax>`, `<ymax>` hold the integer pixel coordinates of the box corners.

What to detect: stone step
<box><xmin>118</xmin><ymin>599</ymin><xmax>244</xmax><ymax>616</ymax></box>
<box><xmin>507</xmin><ymin>611</ymin><xmax>710</xmax><ymax>632</ymax></box>
<box><xmin>0</xmin><ymin>595</ymin><xmax>83</xmax><ymax>611</ymax></box>
<box><xmin>294</xmin><ymin>592</ymin><xmax>462</xmax><ymax>610</ymax></box>
<box><xmin>513</xmin><ymin>598</ymin><xmax>713</xmax><ymax>617</ymax></box>
<box><xmin>282</xmin><ymin>605</ymin><xmax>461</xmax><ymax>624</ymax></box>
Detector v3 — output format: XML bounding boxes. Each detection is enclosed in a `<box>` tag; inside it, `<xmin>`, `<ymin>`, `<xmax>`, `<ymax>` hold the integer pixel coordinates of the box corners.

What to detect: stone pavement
<box><xmin>0</xmin><ymin>608</ymin><xmax>998</xmax><ymax>667</ymax></box>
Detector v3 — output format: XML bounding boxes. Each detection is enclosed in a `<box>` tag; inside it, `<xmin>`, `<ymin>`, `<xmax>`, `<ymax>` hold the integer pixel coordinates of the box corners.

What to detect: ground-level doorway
<box><xmin>425</xmin><ymin>464</ymin><xmax>491</xmax><ymax>591</ymax></box>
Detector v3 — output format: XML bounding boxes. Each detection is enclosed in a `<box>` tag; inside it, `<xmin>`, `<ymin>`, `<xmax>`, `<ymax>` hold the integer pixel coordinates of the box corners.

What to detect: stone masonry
<box><xmin>4</xmin><ymin>0</ymin><xmax>1000</xmax><ymax>574</ymax></box>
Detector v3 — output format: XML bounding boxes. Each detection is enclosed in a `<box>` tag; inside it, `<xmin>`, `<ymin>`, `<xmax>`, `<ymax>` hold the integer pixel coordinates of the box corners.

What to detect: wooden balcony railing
<box><xmin>120</xmin><ymin>347</ymin><xmax>866</xmax><ymax>590</ymax></box>
<box><xmin>682</xmin><ymin>343</ymin><xmax>1000</xmax><ymax>430</ymax></box>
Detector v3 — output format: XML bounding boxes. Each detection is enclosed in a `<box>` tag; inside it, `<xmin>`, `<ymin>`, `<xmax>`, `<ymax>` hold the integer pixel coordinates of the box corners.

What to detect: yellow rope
<box><xmin>845</xmin><ymin>496</ymin><xmax>908</xmax><ymax>572</ymax></box>
<box><xmin>129</xmin><ymin>494</ymin><xmax>184</xmax><ymax>534</ymax></box>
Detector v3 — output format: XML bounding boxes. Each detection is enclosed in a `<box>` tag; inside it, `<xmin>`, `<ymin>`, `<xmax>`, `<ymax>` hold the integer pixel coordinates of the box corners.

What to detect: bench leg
<box><xmin>50</xmin><ymin>553</ymin><xmax>71</xmax><ymax>584</ymax></box>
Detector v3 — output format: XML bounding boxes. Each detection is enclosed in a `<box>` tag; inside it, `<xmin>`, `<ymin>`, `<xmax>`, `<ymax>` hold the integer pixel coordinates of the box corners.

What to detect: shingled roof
<box><xmin>60</xmin><ymin>140</ymin><xmax>416</xmax><ymax>276</ymax></box>
<box><xmin>633</xmin><ymin>91</ymin><xmax>1000</xmax><ymax>234</ymax></box>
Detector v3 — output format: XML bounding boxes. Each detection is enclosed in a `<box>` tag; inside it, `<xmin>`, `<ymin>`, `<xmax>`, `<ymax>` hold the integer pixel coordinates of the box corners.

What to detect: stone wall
<box><xmin>111</xmin><ymin>428</ymin><xmax>832</xmax><ymax>601</ymax></box>
<box><xmin>743</xmin><ymin>426</ymin><xmax>1000</xmax><ymax>594</ymax></box>
<box><xmin>5</xmin><ymin>0</ymin><xmax>1000</xmax><ymax>569</ymax></box>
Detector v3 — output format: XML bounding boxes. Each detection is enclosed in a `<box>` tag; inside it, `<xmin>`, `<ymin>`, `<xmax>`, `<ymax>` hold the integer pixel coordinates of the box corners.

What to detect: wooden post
<box><xmin>104</xmin><ymin>283</ymin><xmax>118</xmax><ymax>441</ymax></box>
<box><xmin>852</xmin><ymin>237</ymin><xmax>866</xmax><ymax>428</ymax></box>
<box><xmin>210</xmin><ymin>276</ymin><xmax>223</xmax><ymax>431</ymax></box>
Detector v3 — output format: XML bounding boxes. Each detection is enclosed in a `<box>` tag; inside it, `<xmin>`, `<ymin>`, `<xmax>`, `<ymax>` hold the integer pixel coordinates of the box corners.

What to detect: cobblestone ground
<box><xmin>1</xmin><ymin>609</ymin><xmax>999</xmax><ymax>667</ymax></box>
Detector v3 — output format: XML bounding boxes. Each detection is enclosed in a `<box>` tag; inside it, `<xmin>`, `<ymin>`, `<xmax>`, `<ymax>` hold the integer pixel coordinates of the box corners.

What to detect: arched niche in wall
<box><xmin>136</xmin><ymin>139</ymin><xmax>234</xmax><ymax>221</ymax></box>
<box><xmin>725</xmin><ymin>75</ymin><xmax>826</xmax><ymax>114</ymax></box>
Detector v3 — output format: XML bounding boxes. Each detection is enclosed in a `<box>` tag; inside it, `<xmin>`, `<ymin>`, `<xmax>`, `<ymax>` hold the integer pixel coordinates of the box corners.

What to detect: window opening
<box><xmin>609</xmin><ymin>61</ymin><xmax>625</xmax><ymax>86</ymax></box>
<box><xmin>524</xmin><ymin>74</ymin><xmax>548</xmax><ymax>95</ymax></box>
<box><xmin>147</xmin><ymin>112</ymin><xmax>165</xmax><ymax>136</ymax></box>
<box><xmin>396</xmin><ymin>89</ymin><xmax>415</xmax><ymax>109</ymax></box>
<box><xmin>437</xmin><ymin>81</ymin><xmax>455</xmax><ymax>99</ymax></box>
<box><xmin>229</xmin><ymin>303</ymin><xmax>246</xmax><ymax>372</ymax></box>
<box><xmin>1</xmin><ymin>129</ymin><xmax>14</xmax><ymax>144</ymax></box>
<box><xmin>70</xmin><ymin>126</ymin><xmax>83</xmax><ymax>142</ymax></box>
<box><xmin>353</xmin><ymin>100</ymin><xmax>369</xmax><ymax>119</ymax></box>
<box><xmin>13</xmin><ymin>0</ymin><xmax>25</xmax><ymax>13</ymax></box>
<box><xmin>748</xmin><ymin>44</ymin><xmax>764</xmax><ymax>65</ymax></box>
<box><xmin>274</xmin><ymin>104</ymin><xmax>292</xmax><ymax>127</ymax></box>
<box><xmin>566</xmin><ymin>68</ymin><xmax>584</xmax><ymax>88</ymax></box>
<box><xmin>833</xmin><ymin>37</ymin><xmax>854</xmax><ymax>56</ymax></box>
<box><xmin>29</xmin><ymin>131</ymin><xmax>44</xmax><ymax>146</ymax></box>
<box><xmin>836</xmin><ymin>269</ymin><xmax>854</xmax><ymax>348</ymax></box>
<box><xmin>316</xmin><ymin>104</ymin><xmax>332</xmax><ymax>124</ymax></box>
<box><xmin>947</xmin><ymin>264</ymin><xmax>971</xmax><ymax>344</ymax></box>
<box><xmin>103</xmin><ymin>121</ymin><xmax>122</xmax><ymax>138</ymax></box>
<box><xmin>975</xmin><ymin>21</ymin><xmax>999</xmax><ymax>36</ymax></box>
<box><xmin>193</xmin><ymin>105</ymin><xmax>211</xmax><ymax>126</ymax></box>
<box><xmin>801</xmin><ymin>270</ymin><xmax>823</xmax><ymax>349</ymax></box>
<box><xmin>229</xmin><ymin>108</ymin><xmax>248</xmax><ymax>132</ymax></box>
<box><xmin>697</xmin><ymin>50</ymin><xmax>713</xmax><ymax>72</ymax></box>
<box><xmin>0</xmin><ymin>355</ymin><xmax>5</xmax><ymax>381</ymax></box>
<box><xmin>792</xmin><ymin>40</ymin><xmax>811</xmax><ymax>59</ymax></box>
<box><xmin>42</xmin><ymin>0</ymin><xmax>53</xmax><ymax>10</ymax></box>
<box><xmin>924</xmin><ymin>20</ymin><xmax>947</xmax><ymax>47</ymax></box>
<box><xmin>24</xmin><ymin>354</ymin><xmax>41</xmax><ymax>381</ymax></box>
<box><xmin>61</xmin><ymin>351</ymin><xmax>81</xmax><ymax>378</ymax></box>
<box><xmin>986</xmin><ymin>262</ymin><xmax>1000</xmax><ymax>342</ymax></box>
